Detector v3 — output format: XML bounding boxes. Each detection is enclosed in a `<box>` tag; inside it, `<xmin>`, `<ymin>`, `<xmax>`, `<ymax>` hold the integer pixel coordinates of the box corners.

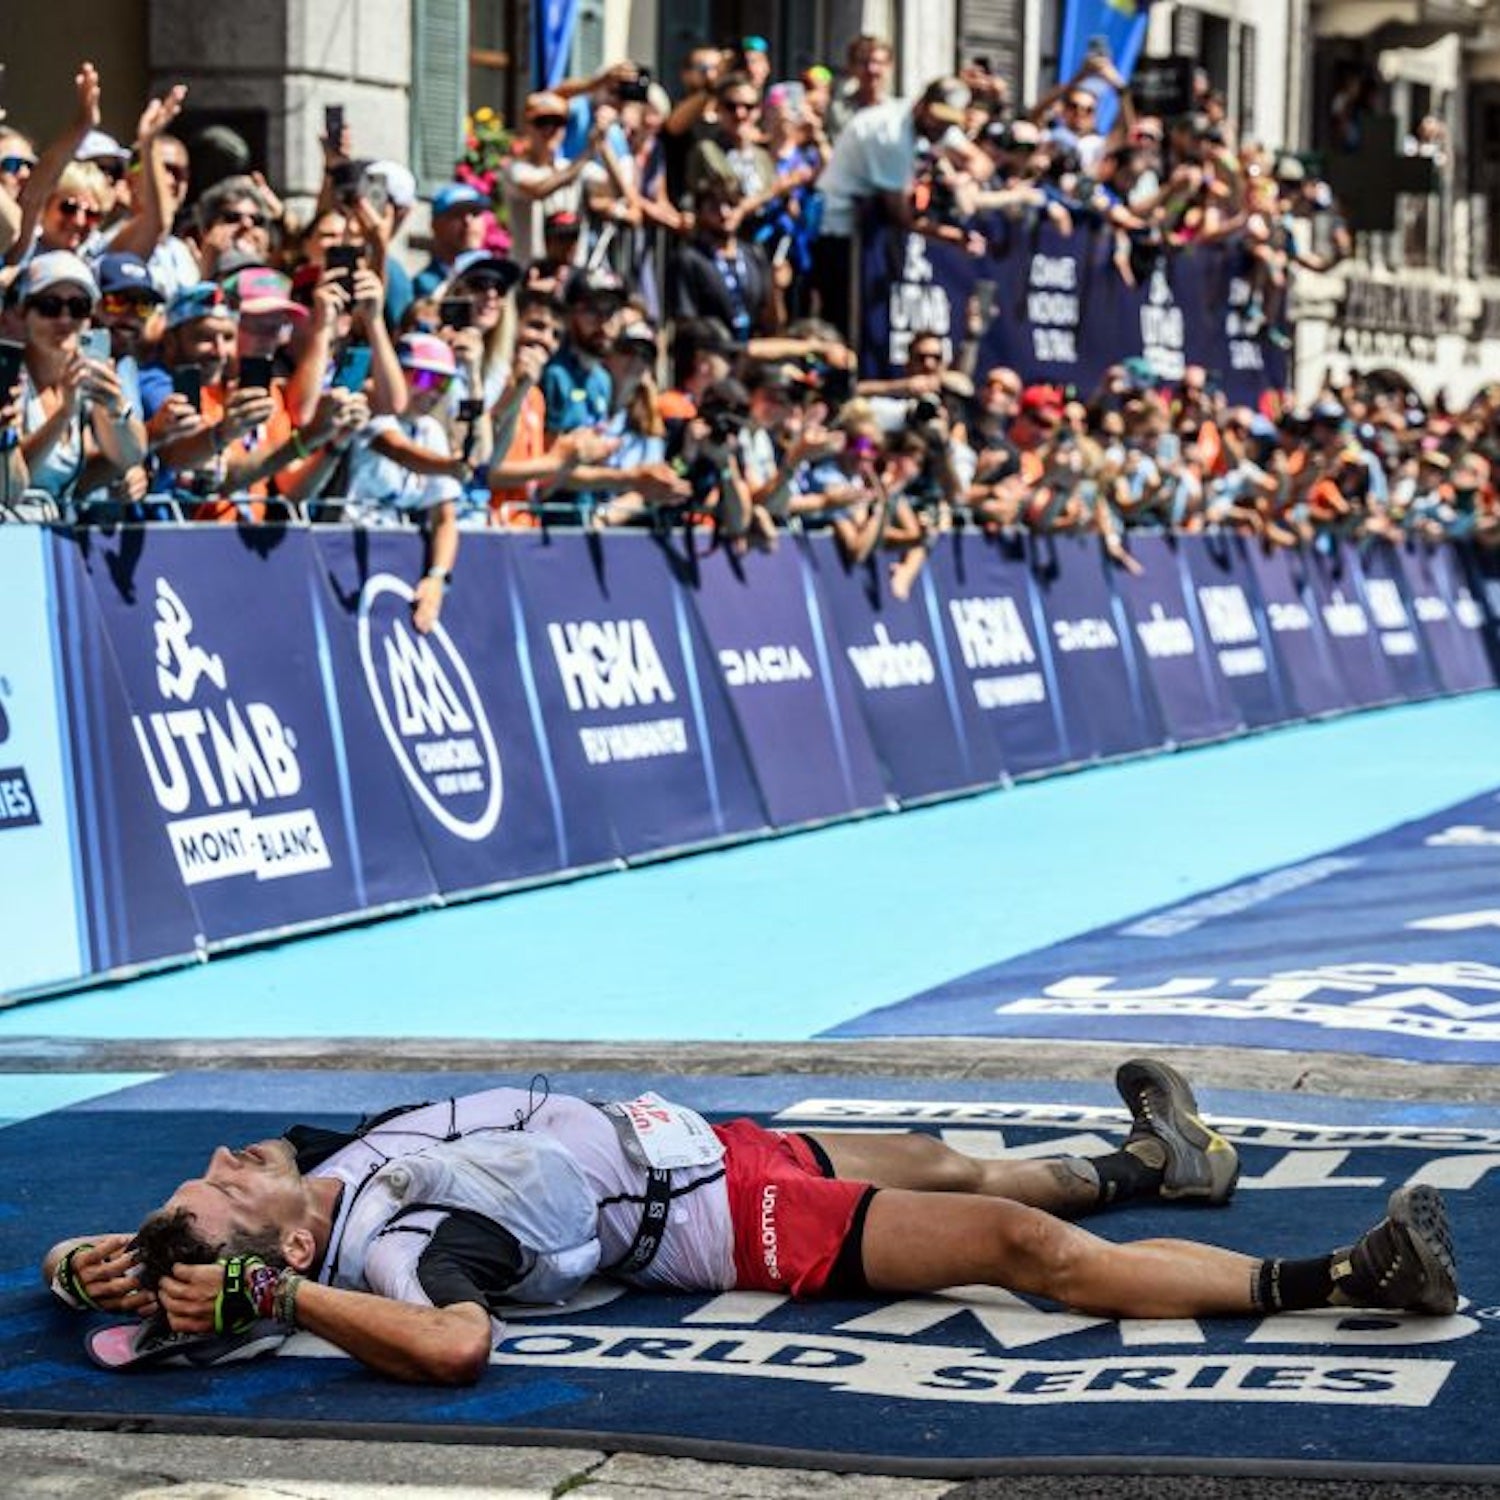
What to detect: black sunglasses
<box><xmin>219</xmin><ymin>208</ymin><xmax>268</xmax><ymax>229</ymax></box>
<box><xmin>1</xmin><ymin>154</ymin><xmax>37</xmax><ymax>175</ymax></box>
<box><xmin>28</xmin><ymin>294</ymin><xmax>93</xmax><ymax>320</ymax></box>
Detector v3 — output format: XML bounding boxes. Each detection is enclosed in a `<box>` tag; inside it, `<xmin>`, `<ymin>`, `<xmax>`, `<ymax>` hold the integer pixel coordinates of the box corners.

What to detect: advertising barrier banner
<box><xmin>927</xmin><ymin>529</ymin><xmax>1073</xmax><ymax>776</ymax></box>
<box><xmin>1031</xmin><ymin>534</ymin><xmax>1163</xmax><ymax>760</ymax></box>
<box><xmin>314</xmin><ymin>530</ymin><xmax>613</xmax><ymax>898</ymax></box>
<box><xmin>1241</xmin><ymin>544</ymin><xmax>1352</xmax><ymax>717</ymax></box>
<box><xmin>1301</xmin><ymin>543</ymin><xmax>1399</xmax><ymax>709</ymax></box>
<box><xmin>859</xmin><ymin>212</ymin><xmax>1288</xmax><ymax>402</ymax></box>
<box><xmin>805</xmin><ymin>535</ymin><xmax>987</xmax><ymax>801</ymax></box>
<box><xmin>49</xmin><ymin>533</ymin><xmax>210</xmax><ymax>977</ymax></box>
<box><xmin>1460</xmin><ymin>541</ymin><xmax>1500</xmax><ymax>677</ymax></box>
<box><xmin>1358</xmin><ymin>541</ymin><xmax>1441</xmax><ymax>702</ymax></box>
<box><xmin>1406</xmin><ymin>542</ymin><xmax>1496</xmax><ymax>694</ymax></box>
<box><xmin>1112</xmin><ymin>533</ymin><xmax>1241</xmax><ymax>745</ymax></box>
<box><xmin>75</xmin><ymin>527</ymin><xmax>431</xmax><ymax>947</ymax></box>
<box><xmin>1182</xmin><ymin>536</ymin><xmax>1291</xmax><ymax>730</ymax></box>
<box><xmin>689</xmin><ymin>544</ymin><xmax>888</xmax><ymax>826</ymax></box>
<box><xmin>507</xmin><ymin>531</ymin><xmax>768</xmax><ymax>858</ymax></box>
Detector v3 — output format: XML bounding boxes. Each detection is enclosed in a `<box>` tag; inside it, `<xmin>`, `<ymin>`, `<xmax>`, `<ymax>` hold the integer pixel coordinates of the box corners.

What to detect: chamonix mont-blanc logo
<box><xmin>133</xmin><ymin>577</ymin><xmax>329</xmax><ymax>884</ymax></box>
<box><xmin>357</xmin><ymin>574</ymin><xmax>502</xmax><ymax>841</ymax></box>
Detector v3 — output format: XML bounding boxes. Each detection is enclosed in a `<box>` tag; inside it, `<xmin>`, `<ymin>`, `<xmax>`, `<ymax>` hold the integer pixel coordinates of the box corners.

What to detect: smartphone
<box><xmin>326</xmin><ymin>243</ymin><xmax>362</xmax><ymax>288</ymax></box>
<box><xmin>324</xmin><ymin>104</ymin><xmax>345</xmax><ymax>146</ymax></box>
<box><xmin>79</xmin><ymin>327</ymin><xmax>111</xmax><ymax>363</ymax></box>
<box><xmin>972</xmin><ymin>55</ymin><xmax>992</xmax><ymax>73</ymax></box>
<box><xmin>0</xmin><ymin>339</ymin><xmax>23</xmax><ymax>401</ymax></box>
<box><xmin>238</xmin><ymin>355</ymin><xmax>275</xmax><ymax>390</ymax></box>
<box><xmin>1087</xmin><ymin>34</ymin><xmax>1111</xmax><ymax>60</ymax></box>
<box><xmin>772</xmin><ymin>236</ymin><xmax>792</xmax><ymax>266</ymax></box>
<box><xmin>331</xmin><ymin>343</ymin><xmax>372</xmax><ymax>391</ymax></box>
<box><xmin>973</xmin><ymin>278</ymin><xmax>998</xmax><ymax>326</ymax></box>
<box><xmin>439</xmin><ymin>296</ymin><xmax>475</xmax><ymax>331</ymax></box>
<box><xmin>457</xmin><ymin>398</ymin><xmax>484</xmax><ymax>422</ymax></box>
<box><xmin>171</xmin><ymin>364</ymin><xmax>203</xmax><ymax>411</ymax></box>
<box><xmin>1156</xmin><ymin>432</ymin><xmax>1181</xmax><ymax>464</ymax></box>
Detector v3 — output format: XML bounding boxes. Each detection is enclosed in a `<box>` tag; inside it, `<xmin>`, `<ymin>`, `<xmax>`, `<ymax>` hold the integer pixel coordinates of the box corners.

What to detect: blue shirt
<box><xmin>541</xmin><ymin>345</ymin><xmax>612</xmax><ymax>434</ymax></box>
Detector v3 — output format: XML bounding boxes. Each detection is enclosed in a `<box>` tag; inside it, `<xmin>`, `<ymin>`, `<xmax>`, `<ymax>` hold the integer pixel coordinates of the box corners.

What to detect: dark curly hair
<box><xmin>131</xmin><ymin>1208</ymin><xmax>286</xmax><ymax>1291</ymax></box>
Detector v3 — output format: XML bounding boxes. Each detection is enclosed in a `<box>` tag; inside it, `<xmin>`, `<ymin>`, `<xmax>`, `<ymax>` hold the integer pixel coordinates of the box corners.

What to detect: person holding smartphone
<box><xmin>13</xmin><ymin>252</ymin><xmax>145</xmax><ymax>515</ymax></box>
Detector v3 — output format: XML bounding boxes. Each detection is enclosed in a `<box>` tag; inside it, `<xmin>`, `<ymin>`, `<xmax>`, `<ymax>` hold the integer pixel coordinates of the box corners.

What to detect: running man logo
<box><xmin>0</xmin><ymin>673</ymin><xmax>40</xmax><ymax>832</ymax></box>
<box><xmin>131</xmin><ymin>578</ymin><xmax>328</xmax><ymax>885</ymax></box>
<box><xmin>358</xmin><ymin>574</ymin><xmax>502</xmax><ymax>842</ymax></box>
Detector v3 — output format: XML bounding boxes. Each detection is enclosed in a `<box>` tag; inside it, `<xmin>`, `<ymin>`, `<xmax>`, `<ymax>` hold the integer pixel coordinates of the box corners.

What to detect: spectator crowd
<box><xmin>1</xmin><ymin>40</ymin><xmax>1497</xmax><ymax>625</ymax></box>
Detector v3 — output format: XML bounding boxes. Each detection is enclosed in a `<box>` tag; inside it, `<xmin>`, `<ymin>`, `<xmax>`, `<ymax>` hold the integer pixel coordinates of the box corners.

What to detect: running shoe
<box><xmin>1115</xmin><ymin>1058</ymin><xmax>1240</xmax><ymax>1204</ymax></box>
<box><xmin>1330</xmin><ymin>1185</ymin><xmax>1459</xmax><ymax>1316</ymax></box>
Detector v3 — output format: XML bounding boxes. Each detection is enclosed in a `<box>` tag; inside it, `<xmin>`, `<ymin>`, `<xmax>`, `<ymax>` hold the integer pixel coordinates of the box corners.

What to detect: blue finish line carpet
<box><xmin>3</xmin><ymin>1072</ymin><xmax>1497</xmax><ymax>1479</ymax></box>
<box><xmin>831</xmin><ymin>786</ymin><xmax>1500</xmax><ymax>1062</ymax></box>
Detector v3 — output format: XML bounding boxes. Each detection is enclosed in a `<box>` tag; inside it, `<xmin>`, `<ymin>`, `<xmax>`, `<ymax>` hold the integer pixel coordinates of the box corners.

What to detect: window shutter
<box><xmin>573</xmin><ymin>0</ymin><xmax>605</xmax><ymax>81</ymax></box>
<box><xmin>1172</xmin><ymin>6</ymin><xmax>1202</xmax><ymax>58</ymax></box>
<box><xmin>412</xmin><ymin>0</ymin><xmax>471</xmax><ymax>192</ymax></box>
<box><xmin>961</xmin><ymin>0</ymin><xmax>1024</xmax><ymax>109</ymax></box>
<box><xmin>1237</xmin><ymin>23</ymin><xmax>1257</xmax><ymax>139</ymax></box>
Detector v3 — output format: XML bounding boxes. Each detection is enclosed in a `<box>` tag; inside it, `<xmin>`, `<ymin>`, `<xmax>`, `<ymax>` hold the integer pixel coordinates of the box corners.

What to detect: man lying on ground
<box><xmin>42</xmin><ymin>1059</ymin><xmax>1458</xmax><ymax>1384</ymax></box>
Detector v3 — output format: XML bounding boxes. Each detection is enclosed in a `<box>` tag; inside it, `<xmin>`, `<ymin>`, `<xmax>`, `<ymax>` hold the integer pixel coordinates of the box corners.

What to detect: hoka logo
<box><xmin>153</xmin><ymin>578</ymin><xmax>227</xmax><ymax>703</ymax></box>
<box><xmin>384</xmin><ymin>620</ymin><xmax>474</xmax><ymax>737</ymax></box>
<box><xmin>549</xmin><ymin>619</ymin><xmax>676</xmax><ymax>712</ymax></box>
<box><xmin>1198</xmin><ymin>586</ymin><xmax>1258</xmax><ymax>646</ymax></box>
<box><xmin>949</xmin><ymin>597</ymin><xmax>1036</xmax><ymax>670</ymax></box>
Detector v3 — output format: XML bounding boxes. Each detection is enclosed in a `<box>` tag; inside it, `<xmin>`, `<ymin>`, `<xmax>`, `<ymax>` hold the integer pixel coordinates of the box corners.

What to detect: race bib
<box><xmin>600</xmin><ymin>1093</ymin><xmax>726</xmax><ymax>1171</ymax></box>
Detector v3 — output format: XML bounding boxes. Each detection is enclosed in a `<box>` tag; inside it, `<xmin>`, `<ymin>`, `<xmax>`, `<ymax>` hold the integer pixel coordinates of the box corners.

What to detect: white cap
<box><xmin>366</xmin><ymin>160</ymin><xmax>417</xmax><ymax>210</ymax></box>
<box><xmin>18</xmin><ymin>249</ymin><xmax>101</xmax><ymax>304</ymax></box>
<box><xmin>76</xmin><ymin>129</ymin><xmax>129</xmax><ymax>163</ymax></box>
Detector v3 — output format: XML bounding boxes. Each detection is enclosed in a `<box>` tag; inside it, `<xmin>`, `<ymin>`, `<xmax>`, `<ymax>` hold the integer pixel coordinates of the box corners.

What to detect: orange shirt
<box><xmin>489</xmin><ymin>384</ymin><xmax>549</xmax><ymax>526</ymax></box>
<box><xmin>189</xmin><ymin>380</ymin><xmax>295</xmax><ymax>524</ymax></box>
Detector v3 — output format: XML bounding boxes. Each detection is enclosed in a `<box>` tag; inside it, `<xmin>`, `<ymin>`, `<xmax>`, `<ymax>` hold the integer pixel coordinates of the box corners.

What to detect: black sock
<box><xmin>1255</xmin><ymin>1255</ymin><xmax>1335</xmax><ymax>1312</ymax></box>
<box><xmin>1092</xmin><ymin>1147</ymin><xmax>1165</xmax><ymax>1205</ymax></box>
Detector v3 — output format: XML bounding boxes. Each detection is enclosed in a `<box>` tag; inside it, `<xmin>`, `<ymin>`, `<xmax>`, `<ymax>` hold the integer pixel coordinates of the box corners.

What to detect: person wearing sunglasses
<box><xmin>195</xmin><ymin>175</ymin><xmax>275</xmax><ymax>279</ymax></box>
<box><xmin>75</xmin><ymin>129</ymin><xmax>133</xmax><ymax>225</ymax></box>
<box><xmin>14</xmin><ymin>251</ymin><xmax>145</xmax><ymax>514</ymax></box>
<box><xmin>501</xmin><ymin>92</ymin><xmax>607</xmax><ymax>268</ymax></box>
<box><xmin>0</xmin><ymin>127</ymin><xmax>33</xmax><ymax>259</ymax></box>
<box><xmin>343</xmin><ymin>333</ymin><xmax>464</xmax><ymax>632</ymax></box>
<box><xmin>34</xmin><ymin>161</ymin><xmax>110</xmax><ymax>258</ymax></box>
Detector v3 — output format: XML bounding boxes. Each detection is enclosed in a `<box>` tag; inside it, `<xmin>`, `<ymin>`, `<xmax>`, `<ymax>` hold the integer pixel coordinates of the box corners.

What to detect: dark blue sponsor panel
<box><xmin>689</xmin><ymin>544</ymin><xmax>888</xmax><ymax>826</ymax></box>
<box><xmin>1402</xmin><ymin>541</ymin><xmax>1496</xmax><ymax>694</ymax></box>
<box><xmin>1301</xmin><ymin>543</ymin><xmax>1399</xmax><ymax>709</ymax></box>
<box><xmin>313</xmin><ymin>530</ymin><xmax>613</xmax><ymax>897</ymax></box>
<box><xmin>804</xmin><ymin>534</ymin><xmax>987</xmax><ymax>802</ymax></box>
<box><xmin>928</xmin><ymin>529</ymin><xmax>1073</xmax><ymax>776</ymax></box>
<box><xmin>1030</xmin><ymin>534</ymin><xmax>1163</xmax><ymax>761</ymax></box>
<box><xmin>76</xmin><ymin>527</ymin><xmax>421</xmax><ymax>946</ymax></box>
<box><xmin>859</xmin><ymin>213</ymin><xmax>1287</xmax><ymax>405</ymax></box>
<box><xmin>1459</xmin><ymin>541</ymin><xmax>1500</xmax><ymax>674</ymax></box>
<box><xmin>1180</xmin><ymin>535</ymin><xmax>1292</xmax><ymax>729</ymax></box>
<box><xmin>1241</xmin><ymin>543</ymin><xmax>1353</xmax><ymax>717</ymax></box>
<box><xmin>1357</xmin><ymin>540</ymin><xmax>1441</xmax><ymax>702</ymax></box>
<box><xmin>1112</xmin><ymin>533</ymin><xmax>1241</xmax><ymax>746</ymax></box>
<box><xmin>506</xmin><ymin>532</ymin><xmax>767</xmax><ymax>858</ymax></box>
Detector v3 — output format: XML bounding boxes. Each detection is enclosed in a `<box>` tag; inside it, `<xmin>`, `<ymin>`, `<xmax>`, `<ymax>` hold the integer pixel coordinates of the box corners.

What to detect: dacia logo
<box><xmin>358</xmin><ymin>574</ymin><xmax>502</xmax><ymax>842</ymax></box>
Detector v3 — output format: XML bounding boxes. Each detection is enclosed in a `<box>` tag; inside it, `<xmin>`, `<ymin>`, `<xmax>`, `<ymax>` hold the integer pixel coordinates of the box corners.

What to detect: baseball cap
<box><xmin>1310</xmin><ymin>399</ymin><xmax>1347</xmax><ymax>426</ymax></box>
<box><xmin>919</xmin><ymin>77</ymin><xmax>972</xmax><ymax>128</ymax></box>
<box><xmin>431</xmin><ymin>182</ymin><xmax>487</xmax><ymax>218</ymax></box>
<box><xmin>94</xmin><ymin>252</ymin><xmax>162</xmax><ymax>303</ymax></box>
<box><xmin>397</xmin><ymin>332</ymin><xmax>457</xmax><ymax>376</ymax></box>
<box><xmin>166</xmin><ymin>282</ymin><xmax>237</xmax><ymax>330</ymax></box>
<box><xmin>616</xmin><ymin>319</ymin><xmax>659</xmax><ymax>354</ymax></box>
<box><xmin>563</xmin><ymin>266</ymin><xmax>626</xmax><ymax>308</ymax></box>
<box><xmin>365</xmin><ymin>160</ymin><xmax>416</xmax><ymax>210</ymax></box>
<box><xmin>742</xmin><ymin>35</ymin><xmax>770</xmax><ymax>54</ymax></box>
<box><xmin>1020</xmin><ymin>383</ymin><xmax>1066</xmax><ymax>419</ymax></box>
<box><xmin>76</xmin><ymin>129</ymin><xmax>129</xmax><ymax>163</ymax></box>
<box><xmin>18</xmin><ymin>250</ymin><xmax>100</xmax><ymax>305</ymax></box>
<box><xmin>450</xmin><ymin>249</ymin><xmax>522</xmax><ymax>292</ymax></box>
<box><xmin>223</xmin><ymin>266</ymin><xmax>307</xmax><ymax>322</ymax></box>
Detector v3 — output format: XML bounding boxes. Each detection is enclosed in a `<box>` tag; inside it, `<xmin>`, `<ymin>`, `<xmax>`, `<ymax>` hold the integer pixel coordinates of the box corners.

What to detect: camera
<box><xmin>457</xmin><ymin>398</ymin><xmax>484</xmax><ymax>422</ymax></box>
<box><xmin>706</xmin><ymin>406</ymin><xmax>747</xmax><ymax>444</ymax></box>
<box><xmin>910</xmin><ymin>395</ymin><xmax>944</xmax><ymax>427</ymax></box>
<box><xmin>617</xmin><ymin>67</ymin><xmax>652</xmax><ymax>104</ymax></box>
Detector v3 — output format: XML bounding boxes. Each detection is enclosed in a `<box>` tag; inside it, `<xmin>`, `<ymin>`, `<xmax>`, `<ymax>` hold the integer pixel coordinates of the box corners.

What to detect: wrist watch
<box><xmin>424</xmin><ymin>566</ymin><xmax>453</xmax><ymax>587</ymax></box>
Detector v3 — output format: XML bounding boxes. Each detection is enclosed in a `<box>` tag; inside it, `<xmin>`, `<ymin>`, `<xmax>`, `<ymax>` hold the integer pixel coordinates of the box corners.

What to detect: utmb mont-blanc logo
<box><xmin>357</xmin><ymin>574</ymin><xmax>502</xmax><ymax>842</ymax></box>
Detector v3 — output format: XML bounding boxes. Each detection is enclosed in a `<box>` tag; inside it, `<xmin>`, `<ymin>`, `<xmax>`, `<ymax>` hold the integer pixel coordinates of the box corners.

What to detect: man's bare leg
<box><xmin>854</xmin><ymin>1184</ymin><xmax>1459</xmax><ymax>1320</ymax></box>
<box><xmin>806</xmin><ymin>1058</ymin><xmax>1241</xmax><ymax>1217</ymax></box>
<box><xmin>807</xmin><ymin>1132</ymin><xmax>1103</xmax><ymax>1215</ymax></box>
